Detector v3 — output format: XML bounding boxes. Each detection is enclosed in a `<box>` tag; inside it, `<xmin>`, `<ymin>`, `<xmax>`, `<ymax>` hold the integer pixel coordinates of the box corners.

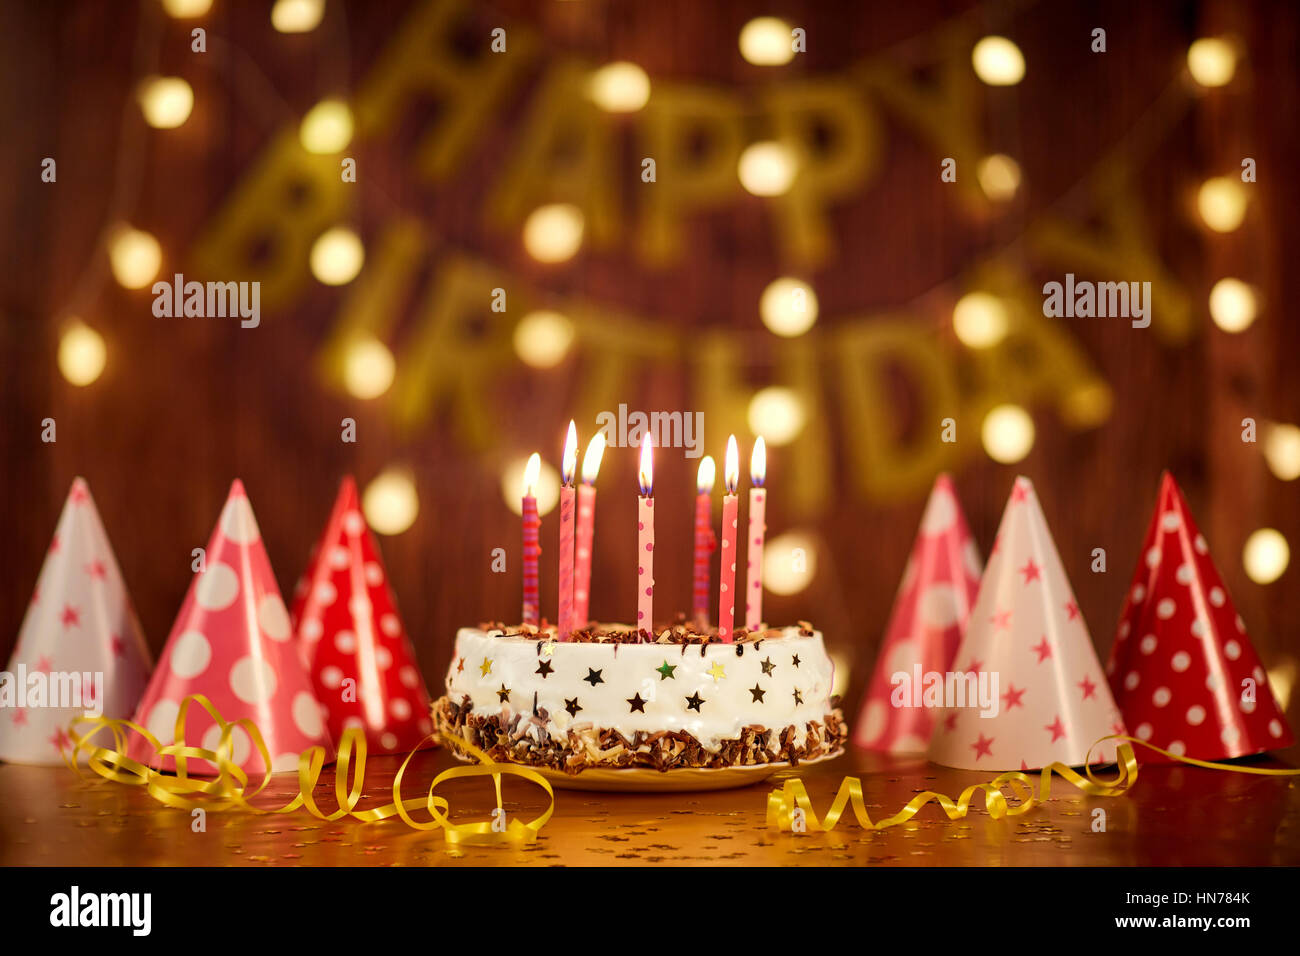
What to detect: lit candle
<box><xmin>557</xmin><ymin>421</ymin><xmax>578</xmax><ymax>641</ymax></box>
<box><xmin>637</xmin><ymin>434</ymin><xmax>655</xmax><ymax>637</ymax></box>
<box><xmin>745</xmin><ymin>437</ymin><xmax>767</xmax><ymax>631</ymax></box>
<box><xmin>521</xmin><ymin>453</ymin><xmax>541</xmax><ymax>625</ymax></box>
<box><xmin>718</xmin><ymin>435</ymin><xmax>739</xmax><ymax>643</ymax></box>
<box><xmin>693</xmin><ymin>455</ymin><xmax>716</xmax><ymax>627</ymax></box>
<box><xmin>574</xmin><ymin>432</ymin><xmax>606</xmax><ymax>627</ymax></box>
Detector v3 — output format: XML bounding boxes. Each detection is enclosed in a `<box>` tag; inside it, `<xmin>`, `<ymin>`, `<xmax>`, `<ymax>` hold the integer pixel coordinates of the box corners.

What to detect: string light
<box><xmin>522</xmin><ymin>204</ymin><xmax>584</xmax><ymax>263</ymax></box>
<box><xmin>362</xmin><ymin>468</ymin><xmax>419</xmax><ymax>535</ymax></box>
<box><xmin>108</xmin><ymin>225</ymin><xmax>162</xmax><ymax>289</ymax></box>
<box><xmin>976</xmin><ymin>154</ymin><xmax>1021</xmax><ymax>201</ymax></box>
<box><xmin>272</xmin><ymin>0</ymin><xmax>325</xmax><ymax>33</ymax></box>
<box><xmin>137</xmin><ymin>76</ymin><xmax>194</xmax><ymax>129</ymax></box>
<box><xmin>587</xmin><ymin>62</ymin><xmax>651</xmax><ymax>113</ymax></box>
<box><xmin>300</xmin><ymin>99</ymin><xmax>354</xmax><ymax>154</ymax></box>
<box><xmin>1243</xmin><ymin>528</ymin><xmax>1289</xmax><ymax>585</ymax></box>
<box><xmin>162</xmin><ymin>0</ymin><xmax>213</xmax><ymax>16</ymax></box>
<box><xmin>1208</xmin><ymin>277</ymin><xmax>1257</xmax><ymax>332</ymax></box>
<box><xmin>310</xmin><ymin>227</ymin><xmax>364</xmax><ymax>285</ymax></box>
<box><xmin>342</xmin><ymin>336</ymin><xmax>395</xmax><ymax>399</ymax></box>
<box><xmin>747</xmin><ymin>387</ymin><xmax>806</xmax><ymax>446</ymax></box>
<box><xmin>952</xmin><ymin>292</ymin><xmax>1009</xmax><ymax>348</ymax></box>
<box><xmin>981</xmin><ymin>404</ymin><xmax>1035</xmax><ymax>463</ymax></box>
<box><xmin>1196</xmin><ymin>176</ymin><xmax>1248</xmax><ymax>232</ymax></box>
<box><xmin>1263</xmin><ymin>423</ymin><xmax>1300</xmax><ymax>481</ymax></box>
<box><xmin>513</xmin><ymin>310</ymin><xmax>575</xmax><ymax>369</ymax></box>
<box><xmin>739</xmin><ymin>17</ymin><xmax>795</xmax><ymax>66</ymax></box>
<box><xmin>760</xmin><ymin>277</ymin><xmax>818</xmax><ymax>337</ymax></box>
<box><xmin>57</xmin><ymin>320</ymin><xmax>107</xmax><ymax>387</ymax></box>
<box><xmin>971</xmin><ymin>36</ymin><xmax>1025</xmax><ymax>86</ymax></box>
<box><xmin>763</xmin><ymin>530</ymin><xmax>818</xmax><ymax>595</ymax></box>
<box><xmin>738</xmin><ymin>142</ymin><xmax>797</xmax><ymax>197</ymax></box>
<box><xmin>503</xmin><ymin>456</ymin><xmax>561</xmax><ymax>517</ymax></box>
<box><xmin>1187</xmin><ymin>37</ymin><xmax>1237</xmax><ymax>88</ymax></box>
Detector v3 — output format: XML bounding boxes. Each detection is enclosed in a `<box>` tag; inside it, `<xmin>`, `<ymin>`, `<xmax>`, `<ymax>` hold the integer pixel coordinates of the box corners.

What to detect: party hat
<box><xmin>0</xmin><ymin>478</ymin><xmax>152</xmax><ymax>765</ymax></box>
<box><xmin>855</xmin><ymin>474</ymin><xmax>982</xmax><ymax>752</ymax></box>
<box><xmin>129</xmin><ymin>481</ymin><xmax>333</xmax><ymax>775</ymax></box>
<box><xmin>1106</xmin><ymin>472</ymin><xmax>1293</xmax><ymax>762</ymax></box>
<box><xmin>929</xmin><ymin>477</ymin><xmax>1125</xmax><ymax>770</ymax></box>
<box><xmin>289</xmin><ymin>476</ymin><xmax>434</xmax><ymax>754</ymax></box>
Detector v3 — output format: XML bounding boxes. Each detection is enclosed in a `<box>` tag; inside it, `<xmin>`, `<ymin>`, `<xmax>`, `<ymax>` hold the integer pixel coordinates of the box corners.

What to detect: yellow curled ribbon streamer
<box><xmin>766</xmin><ymin>734</ymin><xmax>1300</xmax><ymax>834</ymax></box>
<box><xmin>65</xmin><ymin>694</ymin><xmax>554</xmax><ymax>844</ymax></box>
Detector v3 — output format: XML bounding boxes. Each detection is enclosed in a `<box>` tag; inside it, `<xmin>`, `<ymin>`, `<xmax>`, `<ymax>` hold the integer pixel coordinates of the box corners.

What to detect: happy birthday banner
<box><xmin>190</xmin><ymin>0</ymin><xmax>1193</xmax><ymax>513</ymax></box>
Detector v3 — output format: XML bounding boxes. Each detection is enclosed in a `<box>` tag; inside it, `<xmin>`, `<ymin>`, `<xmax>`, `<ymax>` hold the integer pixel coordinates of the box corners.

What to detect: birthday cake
<box><xmin>432</xmin><ymin>621</ymin><xmax>846</xmax><ymax>774</ymax></box>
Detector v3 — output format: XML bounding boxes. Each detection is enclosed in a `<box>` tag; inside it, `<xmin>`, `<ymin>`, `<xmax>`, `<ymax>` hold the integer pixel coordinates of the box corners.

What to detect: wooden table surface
<box><xmin>3</xmin><ymin>746</ymin><xmax>1298</xmax><ymax>866</ymax></box>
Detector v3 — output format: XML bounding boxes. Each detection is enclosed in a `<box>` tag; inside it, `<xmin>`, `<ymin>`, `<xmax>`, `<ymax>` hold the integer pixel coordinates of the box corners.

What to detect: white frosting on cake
<box><xmin>444</xmin><ymin>626</ymin><xmax>837</xmax><ymax>752</ymax></box>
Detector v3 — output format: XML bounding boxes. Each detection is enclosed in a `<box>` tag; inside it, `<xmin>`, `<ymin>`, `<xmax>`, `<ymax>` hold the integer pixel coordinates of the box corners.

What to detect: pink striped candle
<box><xmin>717</xmin><ymin>435</ymin><xmax>739</xmax><ymax>643</ymax></box>
<box><xmin>557</xmin><ymin>422</ymin><xmax>578</xmax><ymax>640</ymax></box>
<box><xmin>573</xmin><ymin>433</ymin><xmax>605</xmax><ymax>626</ymax></box>
<box><xmin>521</xmin><ymin>453</ymin><xmax>541</xmax><ymax>625</ymax></box>
<box><xmin>637</xmin><ymin>435</ymin><xmax>655</xmax><ymax>637</ymax></box>
<box><xmin>745</xmin><ymin>437</ymin><xmax>767</xmax><ymax>630</ymax></box>
<box><xmin>693</xmin><ymin>455</ymin><xmax>716</xmax><ymax>627</ymax></box>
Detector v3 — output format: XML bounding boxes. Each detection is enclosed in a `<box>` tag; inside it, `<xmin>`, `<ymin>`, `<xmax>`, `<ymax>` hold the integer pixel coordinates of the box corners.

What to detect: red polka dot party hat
<box><xmin>289</xmin><ymin>476</ymin><xmax>434</xmax><ymax>754</ymax></box>
<box><xmin>1106</xmin><ymin>472</ymin><xmax>1293</xmax><ymax>762</ymax></box>
<box><xmin>128</xmin><ymin>481</ymin><xmax>334</xmax><ymax>776</ymax></box>
<box><xmin>928</xmin><ymin>477</ymin><xmax>1125</xmax><ymax>771</ymax></box>
<box><xmin>855</xmin><ymin>474</ymin><xmax>982</xmax><ymax>753</ymax></box>
<box><xmin>0</xmin><ymin>478</ymin><xmax>153</xmax><ymax>766</ymax></box>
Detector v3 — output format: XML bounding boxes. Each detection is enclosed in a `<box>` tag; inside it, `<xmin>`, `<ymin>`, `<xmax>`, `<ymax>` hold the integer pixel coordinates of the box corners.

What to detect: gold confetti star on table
<box><xmin>479</xmin><ymin>658</ymin><xmax>493</xmax><ymax>677</ymax></box>
<box><xmin>707</xmin><ymin>661</ymin><xmax>727</xmax><ymax>681</ymax></box>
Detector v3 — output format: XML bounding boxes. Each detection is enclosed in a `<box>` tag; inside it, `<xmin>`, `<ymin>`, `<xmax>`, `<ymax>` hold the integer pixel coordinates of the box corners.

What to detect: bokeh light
<box><xmin>739</xmin><ymin>17</ymin><xmax>795</xmax><ymax>66</ymax></box>
<box><xmin>503</xmin><ymin>456</ymin><xmax>561</xmax><ymax>517</ymax></box>
<box><xmin>971</xmin><ymin>36</ymin><xmax>1025</xmax><ymax>86</ymax></box>
<box><xmin>162</xmin><ymin>0</ymin><xmax>213</xmax><ymax>16</ymax></box>
<box><xmin>523</xmin><ymin>204</ymin><xmax>584</xmax><ymax>263</ymax></box>
<box><xmin>108</xmin><ymin>225</ymin><xmax>162</xmax><ymax>289</ymax></box>
<box><xmin>137</xmin><ymin>76</ymin><xmax>194</xmax><ymax>129</ymax></box>
<box><xmin>1196</xmin><ymin>176</ymin><xmax>1248</xmax><ymax>233</ymax></box>
<box><xmin>738</xmin><ymin>141</ymin><xmax>797</xmax><ymax>196</ymax></box>
<box><xmin>587</xmin><ymin>62</ymin><xmax>651</xmax><ymax>112</ymax></box>
<box><xmin>976</xmin><ymin>154</ymin><xmax>1021</xmax><ymax>201</ymax></box>
<box><xmin>981</xmin><ymin>404</ymin><xmax>1035</xmax><ymax>463</ymax></box>
<box><xmin>763</xmin><ymin>530</ymin><xmax>818</xmax><ymax>595</ymax></box>
<box><xmin>310</xmin><ymin>227</ymin><xmax>364</xmax><ymax>285</ymax></box>
<box><xmin>513</xmin><ymin>310</ymin><xmax>575</xmax><ymax>369</ymax></box>
<box><xmin>759</xmin><ymin>277</ymin><xmax>818</xmax><ymax>337</ymax></box>
<box><xmin>58</xmin><ymin>320</ymin><xmax>107</xmax><ymax>387</ymax></box>
<box><xmin>747</xmin><ymin>387</ymin><xmax>806</xmax><ymax>446</ymax></box>
<box><xmin>952</xmin><ymin>291</ymin><xmax>1009</xmax><ymax>348</ymax></box>
<box><xmin>362</xmin><ymin>468</ymin><xmax>419</xmax><ymax>535</ymax></box>
<box><xmin>272</xmin><ymin>0</ymin><xmax>325</xmax><ymax>33</ymax></box>
<box><xmin>342</xmin><ymin>336</ymin><xmax>395</xmax><ymax>399</ymax></box>
<box><xmin>1243</xmin><ymin>528</ymin><xmax>1289</xmax><ymax>584</ymax></box>
<box><xmin>1263</xmin><ymin>423</ymin><xmax>1300</xmax><ymax>482</ymax></box>
<box><xmin>300</xmin><ymin>99</ymin><xmax>354</xmax><ymax>154</ymax></box>
<box><xmin>1187</xmin><ymin>37</ymin><xmax>1237</xmax><ymax>87</ymax></box>
<box><xmin>1208</xmin><ymin>277</ymin><xmax>1257</xmax><ymax>332</ymax></box>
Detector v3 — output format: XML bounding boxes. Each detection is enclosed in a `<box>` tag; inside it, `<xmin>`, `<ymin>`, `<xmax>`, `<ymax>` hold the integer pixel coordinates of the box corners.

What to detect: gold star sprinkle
<box><xmin>707</xmin><ymin>661</ymin><xmax>727</xmax><ymax>682</ymax></box>
<box><xmin>479</xmin><ymin>657</ymin><xmax>493</xmax><ymax>677</ymax></box>
<box><xmin>541</xmin><ymin>640</ymin><xmax>557</xmax><ymax>657</ymax></box>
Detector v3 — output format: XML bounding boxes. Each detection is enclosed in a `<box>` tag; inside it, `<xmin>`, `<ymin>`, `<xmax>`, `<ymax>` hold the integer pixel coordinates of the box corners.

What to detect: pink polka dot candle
<box><xmin>636</xmin><ymin>435</ymin><xmax>655</xmax><ymax>637</ymax></box>
<box><xmin>557</xmin><ymin>422</ymin><xmax>578</xmax><ymax>641</ymax></box>
<box><xmin>745</xmin><ymin>437</ymin><xmax>767</xmax><ymax>631</ymax></box>
<box><xmin>574</xmin><ymin>432</ymin><xmax>606</xmax><ymax>627</ymax></box>
<box><xmin>717</xmin><ymin>435</ymin><xmax>740</xmax><ymax>643</ymax></box>
<box><xmin>692</xmin><ymin>455</ymin><xmax>716</xmax><ymax>627</ymax></box>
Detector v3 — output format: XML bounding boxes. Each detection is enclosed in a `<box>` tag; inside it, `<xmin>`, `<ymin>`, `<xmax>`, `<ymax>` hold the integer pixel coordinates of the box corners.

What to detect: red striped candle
<box><xmin>745</xmin><ymin>437</ymin><xmax>767</xmax><ymax>630</ymax></box>
<box><xmin>717</xmin><ymin>435</ymin><xmax>739</xmax><ymax>643</ymax></box>
<box><xmin>521</xmin><ymin>453</ymin><xmax>541</xmax><ymax>625</ymax></box>
<box><xmin>637</xmin><ymin>435</ymin><xmax>655</xmax><ymax>637</ymax></box>
<box><xmin>557</xmin><ymin>422</ymin><xmax>578</xmax><ymax>640</ymax></box>
<box><xmin>693</xmin><ymin>455</ymin><xmax>716</xmax><ymax>627</ymax></box>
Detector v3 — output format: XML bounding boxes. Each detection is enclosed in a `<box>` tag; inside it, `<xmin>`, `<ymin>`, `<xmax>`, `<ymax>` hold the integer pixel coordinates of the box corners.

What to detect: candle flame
<box><xmin>521</xmin><ymin>452</ymin><xmax>541</xmax><ymax>498</ymax></box>
<box><xmin>724</xmin><ymin>434</ymin><xmax>739</xmax><ymax>494</ymax></box>
<box><xmin>581</xmin><ymin>431</ymin><xmax>606</xmax><ymax>484</ymax></box>
<box><xmin>696</xmin><ymin>455</ymin><xmax>716</xmax><ymax>495</ymax></box>
<box><xmin>638</xmin><ymin>434</ymin><xmax>655</xmax><ymax>496</ymax></box>
<box><xmin>560</xmin><ymin>420</ymin><xmax>578</xmax><ymax>486</ymax></box>
<box><xmin>750</xmin><ymin>436</ymin><xmax>766</xmax><ymax>487</ymax></box>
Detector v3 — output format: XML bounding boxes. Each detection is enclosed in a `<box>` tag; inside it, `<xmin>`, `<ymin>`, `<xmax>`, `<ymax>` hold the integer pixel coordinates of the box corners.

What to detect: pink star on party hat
<box><xmin>1107</xmin><ymin>472</ymin><xmax>1293</xmax><ymax>762</ymax></box>
<box><xmin>856</xmin><ymin>474</ymin><xmax>982</xmax><ymax>753</ymax></box>
<box><xmin>128</xmin><ymin>481</ymin><xmax>333</xmax><ymax>776</ymax></box>
<box><xmin>0</xmin><ymin>478</ymin><xmax>152</xmax><ymax>765</ymax></box>
<box><xmin>289</xmin><ymin>477</ymin><xmax>434</xmax><ymax>754</ymax></box>
<box><xmin>928</xmin><ymin>477</ymin><xmax>1125</xmax><ymax>771</ymax></box>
